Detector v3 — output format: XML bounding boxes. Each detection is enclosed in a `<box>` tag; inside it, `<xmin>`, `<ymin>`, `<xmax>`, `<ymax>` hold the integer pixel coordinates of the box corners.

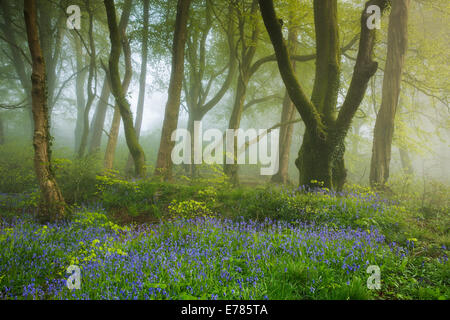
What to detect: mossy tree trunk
<box><xmin>259</xmin><ymin>0</ymin><xmax>389</xmax><ymax>190</ymax></box>
<box><xmin>104</xmin><ymin>33</ymin><xmax>132</xmax><ymax>171</ymax></box>
<box><xmin>103</xmin><ymin>3</ymin><xmax>132</xmax><ymax>170</ymax></box>
<box><xmin>154</xmin><ymin>0</ymin><xmax>191</xmax><ymax>180</ymax></box>
<box><xmin>370</xmin><ymin>0</ymin><xmax>410</xmax><ymax>188</ymax></box>
<box><xmin>24</xmin><ymin>0</ymin><xmax>65</xmax><ymax>222</ymax></box>
<box><xmin>104</xmin><ymin>0</ymin><xmax>146</xmax><ymax>178</ymax></box>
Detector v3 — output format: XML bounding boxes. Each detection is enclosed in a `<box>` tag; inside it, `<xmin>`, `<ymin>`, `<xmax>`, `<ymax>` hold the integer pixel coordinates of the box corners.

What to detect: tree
<box><xmin>37</xmin><ymin>0</ymin><xmax>65</xmax><ymax>114</ymax></box>
<box><xmin>0</xmin><ymin>0</ymin><xmax>33</xmax><ymax>137</ymax></box>
<box><xmin>103</xmin><ymin>0</ymin><xmax>133</xmax><ymax>170</ymax></box>
<box><xmin>223</xmin><ymin>0</ymin><xmax>261</xmax><ymax>185</ymax></box>
<box><xmin>370</xmin><ymin>0</ymin><xmax>410</xmax><ymax>188</ymax></box>
<box><xmin>104</xmin><ymin>34</ymin><xmax>132</xmax><ymax>171</ymax></box>
<box><xmin>181</xmin><ymin>0</ymin><xmax>237</xmax><ymax>177</ymax></box>
<box><xmin>77</xmin><ymin>0</ymin><xmax>97</xmax><ymax>158</ymax></box>
<box><xmin>125</xmin><ymin>0</ymin><xmax>151</xmax><ymax>172</ymax></box>
<box><xmin>154</xmin><ymin>0</ymin><xmax>192</xmax><ymax>180</ymax></box>
<box><xmin>24</xmin><ymin>0</ymin><xmax>65</xmax><ymax>222</ymax></box>
<box><xmin>0</xmin><ymin>114</ymin><xmax>4</xmax><ymax>145</ymax></box>
<box><xmin>88</xmin><ymin>75</ymin><xmax>110</xmax><ymax>153</ymax></box>
<box><xmin>223</xmin><ymin>1</ymin><xmax>356</xmax><ymax>185</ymax></box>
<box><xmin>72</xmin><ymin>33</ymin><xmax>88</xmax><ymax>153</ymax></box>
<box><xmin>259</xmin><ymin>0</ymin><xmax>389</xmax><ymax>190</ymax></box>
<box><xmin>271</xmin><ymin>19</ymin><xmax>299</xmax><ymax>185</ymax></box>
<box><xmin>104</xmin><ymin>0</ymin><xmax>146</xmax><ymax>177</ymax></box>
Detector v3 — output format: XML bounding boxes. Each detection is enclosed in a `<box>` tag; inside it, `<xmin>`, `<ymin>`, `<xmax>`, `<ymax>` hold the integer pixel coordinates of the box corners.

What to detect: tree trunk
<box><xmin>181</xmin><ymin>3</ymin><xmax>237</xmax><ymax>178</ymax></box>
<box><xmin>370</xmin><ymin>0</ymin><xmax>410</xmax><ymax>188</ymax></box>
<box><xmin>271</xmin><ymin>91</ymin><xmax>296</xmax><ymax>184</ymax></box>
<box><xmin>154</xmin><ymin>0</ymin><xmax>191</xmax><ymax>180</ymax></box>
<box><xmin>223</xmin><ymin>0</ymin><xmax>259</xmax><ymax>185</ymax></box>
<box><xmin>104</xmin><ymin>0</ymin><xmax>146</xmax><ymax>177</ymax></box>
<box><xmin>37</xmin><ymin>1</ymin><xmax>64</xmax><ymax>112</ymax></box>
<box><xmin>0</xmin><ymin>114</ymin><xmax>4</xmax><ymax>145</ymax></box>
<box><xmin>90</xmin><ymin>0</ymin><xmax>130</xmax><ymax>156</ymax></box>
<box><xmin>125</xmin><ymin>0</ymin><xmax>150</xmax><ymax>173</ymax></box>
<box><xmin>73</xmin><ymin>34</ymin><xmax>87</xmax><ymax>153</ymax></box>
<box><xmin>271</xmin><ymin>22</ymin><xmax>298</xmax><ymax>185</ymax></box>
<box><xmin>259</xmin><ymin>0</ymin><xmax>389</xmax><ymax>190</ymax></box>
<box><xmin>104</xmin><ymin>35</ymin><xmax>133</xmax><ymax>171</ymax></box>
<box><xmin>104</xmin><ymin>105</ymin><xmax>121</xmax><ymax>170</ymax></box>
<box><xmin>399</xmin><ymin>147</ymin><xmax>413</xmax><ymax>175</ymax></box>
<box><xmin>0</xmin><ymin>1</ymin><xmax>33</xmax><ymax>139</ymax></box>
<box><xmin>77</xmin><ymin>6</ymin><xmax>96</xmax><ymax>158</ymax></box>
<box><xmin>24</xmin><ymin>0</ymin><xmax>65</xmax><ymax>222</ymax></box>
<box><xmin>183</xmin><ymin>110</ymin><xmax>203</xmax><ymax>177</ymax></box>
<box><xmin>296</xmin><ymin>130</ymin><xmax>333</xmax><ymax>187</ymax></box>
<box><xmin>224</xmin><ymin>73</ymin><xmax>250</xmax><ymax>185</ymax></box>
<box><xmin>88</xmin><ymin>75</ymin><xmax>111</xmax><ymax>153</ymax></box>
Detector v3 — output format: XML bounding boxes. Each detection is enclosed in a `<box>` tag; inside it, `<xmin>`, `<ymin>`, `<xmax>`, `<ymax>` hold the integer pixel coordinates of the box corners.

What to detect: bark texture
<box><xmin>104</xmin><ymin>0</ymin><xmax>146</xmax><ymax>177</ymax></box>
<box><xmin>154</xmin><ymin>0</ymin><xmax>192</xmax><ymax>180</ymax></box>
<box><xmin>104</xmin><ymin>33</ymin><xmax>132</xmax><ymax>171</ymax></box>
<box><xmin>259</xmin><ymin>0</ymin><xmax>389</xmax><ymax>190</ymax></box>
<box><xmin>24</xmin><ymin>0</ymin><xmax>65</xmax><ymax>222</ymax></box>
<box><xmin>370</xmin><ymin>0</ymin><xmax>410</xmax><ymax>187</ymax></box>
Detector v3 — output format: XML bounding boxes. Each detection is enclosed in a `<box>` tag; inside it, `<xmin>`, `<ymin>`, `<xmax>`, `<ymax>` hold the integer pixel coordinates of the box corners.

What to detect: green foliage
<box><xmin>54</xmin><ymin>154</ymin><xmax>103</xmax><ymax>204</ymax></box>
<box><xmin>167</xmin><ymin>199</ymin><xmax>215</xmax><ymax>219</ymax></box>
<box><xmin>0</xmin><ymin>143</ymin><xmax>36</xmax><ymax>193</ymax></box>
<box><xmin>0</xmin><ymin>144</ymin><xmax>103</xmax><ymax>204</ymax></box>
<box><xmin>95</xmin><ymin>171</ymin><xmax>225</xmax><ymax>221</ymax></box>
<box><xmin>1</xmin><ymin>209</ymin><xmax>448</xmax><ymax>300</ymax></box>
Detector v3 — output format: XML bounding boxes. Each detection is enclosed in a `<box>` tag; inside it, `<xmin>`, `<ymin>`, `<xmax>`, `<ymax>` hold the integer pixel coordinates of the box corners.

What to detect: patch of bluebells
<box><xmin>239</xmin><ymin>185</ymin><xmax>411</xmax><ymax>242</ymax></box>
<box><xmin>0</xmin><ymin>212</ymin><xmax>448</xmax><ymax>300</ymax></box>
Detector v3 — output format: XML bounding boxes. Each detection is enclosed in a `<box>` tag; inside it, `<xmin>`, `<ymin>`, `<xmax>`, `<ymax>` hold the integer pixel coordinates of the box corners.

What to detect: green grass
<box><xmin>0</xmin><ymin>171</ymin><xmax>449</xmax><ymax>300</ymax></box>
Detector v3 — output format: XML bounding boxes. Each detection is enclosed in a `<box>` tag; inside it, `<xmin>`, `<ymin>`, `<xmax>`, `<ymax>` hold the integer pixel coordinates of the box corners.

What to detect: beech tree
<box><xmin>259</xmin><ymin>0</ymin><xmax>389</xmax><ymax>190</ymax></box>
<box><xmin>182</xmin><ymin>0</ymin><xmax>237</xmax><ymax>177</ymax></box>
<box><xmin>77</xmin><ymin>0</ymin><xmax>97</xmax><ymax>158</ymax></box>
<box><xmin>125</xmin><ymin>0</ymin><xmax>151</xmax><ymax>172</ymax></box>
<box><xmin>154</xmin><ymin>0</ymin><xmax>192</xmax><ymax>180</ymax></box>
<box><xmin>370</xmin><ymin>0</ymin><xmax>410</xmax><ymax>188</ymax></box>
<box><xmin>271</xmin><ymin>19</ymin><xmax>299</xmax><ymax>185</ymax></box>
<box><xmin>88</xmin><ymin>75</ymin><xmax>110</xmax><ymax>153</ymax></box>
<box><xmin>73</xmin><ymin>33</ymin><xmax>88</xmax><ymax>153</ymax></box>
<box><xmin>103</xmin><ymin>0</ymin><xmax>133</xmax><ymax>171</ymax></box>
<box><xmin>24</xmin><ymin>0</ymin><xmax>65</xmax><ymax>222</ymax></box>
<box><xmin>104</xmin><ymin>0</ymin><xmax>146</xmax><ymax>177</ymax></box>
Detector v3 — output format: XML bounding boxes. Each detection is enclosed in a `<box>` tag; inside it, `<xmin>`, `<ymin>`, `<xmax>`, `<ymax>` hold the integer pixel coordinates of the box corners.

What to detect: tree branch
<box><xmin>258</xmin><ymin>0</ymin><xmax>325</xmax><ymax>139</ymax></box>
<box><xmin>335</xmin><ymin>0</ymin><xmax>390</xmax><ymax>137</ymax></box>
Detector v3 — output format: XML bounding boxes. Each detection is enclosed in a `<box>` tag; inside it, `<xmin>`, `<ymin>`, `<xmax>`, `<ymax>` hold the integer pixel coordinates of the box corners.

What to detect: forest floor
<box><xmin>0</xmin><ymin>175</ymin><xmax>449</xmax><ymax>300</ymax></box>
